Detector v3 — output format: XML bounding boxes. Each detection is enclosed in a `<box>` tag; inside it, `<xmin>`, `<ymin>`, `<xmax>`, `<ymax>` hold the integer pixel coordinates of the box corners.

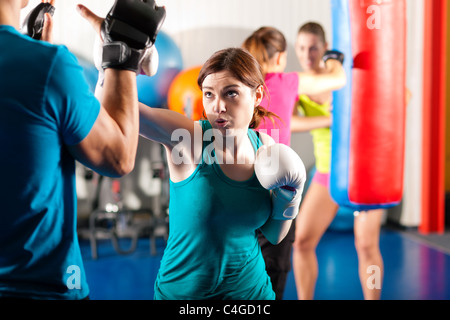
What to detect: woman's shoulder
<box><xmin>266</xmin><ymin>72</ymin><xmax>298</xmax><ymax>81</ymax></box>
<box><xmin>265</xmin><ymin>72</ymin><xmax>299</xmax><ymax>89</ymax></box>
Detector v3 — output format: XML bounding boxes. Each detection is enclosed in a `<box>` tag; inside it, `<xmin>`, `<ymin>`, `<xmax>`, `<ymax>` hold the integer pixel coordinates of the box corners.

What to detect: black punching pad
<box><xmin>22</xmin><ymin>3</ymin><xmax>55</xmax><ymax>40</ymax></box>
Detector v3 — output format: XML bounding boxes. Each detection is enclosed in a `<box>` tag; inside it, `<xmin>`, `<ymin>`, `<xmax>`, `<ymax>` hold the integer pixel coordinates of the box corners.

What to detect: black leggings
<box><xmin>258</xmin><ymin>221</ymin><xmax>295</xmax><ymax>300</ymax></box>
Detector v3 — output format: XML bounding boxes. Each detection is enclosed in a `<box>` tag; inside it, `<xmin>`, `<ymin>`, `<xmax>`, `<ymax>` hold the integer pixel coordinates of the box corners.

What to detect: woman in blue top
<box><xmin>137</xmin><ymin>48</ymin><xmax>306</xmax><ymax>300</ymax></box>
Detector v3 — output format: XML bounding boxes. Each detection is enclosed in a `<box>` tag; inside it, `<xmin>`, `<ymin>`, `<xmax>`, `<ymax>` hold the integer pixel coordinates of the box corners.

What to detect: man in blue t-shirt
<box><xmin>0</xmin><ymin>0</ymin><xmax>164</xmax><ymax>299</ymax></box>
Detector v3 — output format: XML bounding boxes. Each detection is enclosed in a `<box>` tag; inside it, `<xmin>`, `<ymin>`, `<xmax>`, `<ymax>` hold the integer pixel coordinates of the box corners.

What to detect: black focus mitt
<box><xmin>22</xmin><ymin>2</ymin><xmax>55</xmax><ymax>40</ymax></box>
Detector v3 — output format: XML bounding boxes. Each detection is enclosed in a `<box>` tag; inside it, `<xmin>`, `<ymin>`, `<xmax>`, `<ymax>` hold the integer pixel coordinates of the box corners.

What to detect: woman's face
<box><xmin>295</xmin><ymin>32</ymin><xmax>327</xmax><ymax>72</ymax></box>
<box><xmin>202</xmin><ymin>70</ymin><xmax>263</xmax><ymax>136</ymax></box>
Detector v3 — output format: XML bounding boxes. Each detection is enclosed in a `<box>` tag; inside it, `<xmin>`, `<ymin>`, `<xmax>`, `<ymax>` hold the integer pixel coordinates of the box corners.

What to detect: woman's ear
<box><xmin>255</xmin><ymin>85</ymin><xmax>264</xmax><ymax>106</ymax></box>
<box><xmin>276</xmin><ymin>51</ymin><xmax>287</xmax><ymax>66</ymax></box>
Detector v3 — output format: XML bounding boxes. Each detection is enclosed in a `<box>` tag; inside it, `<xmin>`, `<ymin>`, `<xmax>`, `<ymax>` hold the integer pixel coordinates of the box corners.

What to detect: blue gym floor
<box><xmin>78</xmin><ymin>228</ymin><xmax>450</xmax><ymax>300</ymax></box>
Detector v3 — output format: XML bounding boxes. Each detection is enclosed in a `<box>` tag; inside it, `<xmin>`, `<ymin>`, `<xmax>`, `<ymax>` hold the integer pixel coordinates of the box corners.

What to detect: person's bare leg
<box><xmin>353</xmin><ymin>209</ymin><xmax>384</xmax><ymax>300</ymax></box>
<box><xmin>293</xmin><ymin>182</ymin><xmax>338</xmax><ymax>300</ymax></box>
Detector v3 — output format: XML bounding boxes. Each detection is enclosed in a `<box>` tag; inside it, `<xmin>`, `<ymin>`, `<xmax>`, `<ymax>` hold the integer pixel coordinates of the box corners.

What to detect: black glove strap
<box><xmin>102</xmin><ymin>42</ymin><xmax>143</xmax><ymax>73</ymax></box>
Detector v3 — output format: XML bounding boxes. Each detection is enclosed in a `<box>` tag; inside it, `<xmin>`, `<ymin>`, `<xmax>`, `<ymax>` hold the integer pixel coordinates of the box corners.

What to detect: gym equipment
<box><xmin>88</xmin><ymin>138</ymin><xmax>170</xmax><ymax>259</ymax></box>
<box><xmin>167</xmin><ymin>66</ymin><xmax>204</xmax><ymax>120</ymax></box>
<box><xmin>329</xmin><ymin>0</ymin><xmax>407</xmax><ymax>211</ymax></box>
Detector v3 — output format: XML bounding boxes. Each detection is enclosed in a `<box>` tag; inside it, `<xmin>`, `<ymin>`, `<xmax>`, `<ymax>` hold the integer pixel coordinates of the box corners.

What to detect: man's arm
<box><xmin>66</xmin><ymin>2</ymin><xmax>164</xmax><ymax>177</ymax></box>
<box><xmin>67</xmin><ymin>69</ymin><xmax>139</xmax><ymax>177</ymax></box>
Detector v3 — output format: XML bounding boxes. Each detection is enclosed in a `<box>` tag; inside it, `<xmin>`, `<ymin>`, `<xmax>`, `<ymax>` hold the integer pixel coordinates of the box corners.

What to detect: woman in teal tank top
<box><xmin>139</xmin><ymin>48</ymin><xmax>294</xmax><ymax>300</ymax></box>
<box><xmin>155</xmin><ymin>120</ymin><xmax>272</xmax><ymax>299</ymax></box>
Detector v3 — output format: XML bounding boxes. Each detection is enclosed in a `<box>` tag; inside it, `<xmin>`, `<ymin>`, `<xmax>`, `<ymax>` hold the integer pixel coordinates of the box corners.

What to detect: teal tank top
<box><xmin>154</xmin><ymin>120</ymin><xmax>275</xmax><ymax>300</ymax></box>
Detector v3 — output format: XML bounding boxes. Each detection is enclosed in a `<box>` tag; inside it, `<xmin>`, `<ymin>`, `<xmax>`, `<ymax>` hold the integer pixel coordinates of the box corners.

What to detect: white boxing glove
<box><xmin>139</xmin><ymin>45</ymin><xmax>159</xmax><ymax>77</ymax></box>
<box><xmin>255</xmin><ymin>144</ymin><xmax>306</xmax><ymax>220</ymax></box>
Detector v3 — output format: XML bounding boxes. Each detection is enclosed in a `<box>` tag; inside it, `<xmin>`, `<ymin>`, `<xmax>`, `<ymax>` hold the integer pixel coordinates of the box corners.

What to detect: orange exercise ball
<box><xmin>168</xmin><ymin>66</ymin><xmax>204</xmax><ymax>120</ymax></box>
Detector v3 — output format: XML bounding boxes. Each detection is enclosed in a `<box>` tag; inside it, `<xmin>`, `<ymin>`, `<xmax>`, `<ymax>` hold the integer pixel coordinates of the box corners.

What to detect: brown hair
<box><xmin>242</xmin><ymin>26</ymin><xmax>287</xmax><ymax>75</ymax></box>
<box><xmin>197</xmin><ymin>48</ymin><xmax>279</xmax><ymax>129</ymax></box>
<box><xmin>298</xmin><ymin>22</ymin><xmax>327</xmax><ymax>44</ymax></box>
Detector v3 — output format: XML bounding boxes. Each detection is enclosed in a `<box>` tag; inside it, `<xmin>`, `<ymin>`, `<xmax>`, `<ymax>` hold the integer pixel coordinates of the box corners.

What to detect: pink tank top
<box><xmin>258</xmin><ymin>72</ymin><xmax>299</xmax><ymax>146</ymax></box>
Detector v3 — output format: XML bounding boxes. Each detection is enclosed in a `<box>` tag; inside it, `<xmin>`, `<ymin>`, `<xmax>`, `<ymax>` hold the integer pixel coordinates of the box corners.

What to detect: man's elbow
<box><xmin>109</xmin><ymin>139</ymin><xmax>138</xmax><ymax>177</ymax></box>
<box><xmin>103</xmin><ymin>154</ymin><xmax>135</xmax><ymax>178</ymax></box>
<box><xmin>112</xmin><ymin>157</ymin><xmax>135</xmax><ymax>177</ymax></box>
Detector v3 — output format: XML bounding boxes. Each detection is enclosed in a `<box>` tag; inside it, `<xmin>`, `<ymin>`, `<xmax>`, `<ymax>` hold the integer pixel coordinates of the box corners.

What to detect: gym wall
<box><xmin>22</xmin><ymin>0</ymin><xmax>425</xmax><ymax>228</ymax></box>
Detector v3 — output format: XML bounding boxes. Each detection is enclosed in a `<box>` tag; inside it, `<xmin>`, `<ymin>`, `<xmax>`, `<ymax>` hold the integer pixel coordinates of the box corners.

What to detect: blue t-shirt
<box><xmin>0</xmin><ymin>25</ymin><xmax>100</xmax><ymax>299</ymax></box>
<box><xmin>154</xmin><ymin>120</ymin><xmax>275</xmax><ymax>300</ymax></box>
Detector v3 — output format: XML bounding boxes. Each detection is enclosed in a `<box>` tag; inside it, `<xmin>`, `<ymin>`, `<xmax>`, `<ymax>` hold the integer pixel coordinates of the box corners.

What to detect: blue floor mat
<box><xmin>79</xmin><ymin>229</ymin><xmax>450</xmax><ymax>300</ymax></box>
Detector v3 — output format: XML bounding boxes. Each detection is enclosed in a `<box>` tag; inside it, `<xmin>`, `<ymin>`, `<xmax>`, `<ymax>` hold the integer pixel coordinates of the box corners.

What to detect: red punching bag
<box><xmin>330</xmin><ymin>0</ymin><xmax>407</xmax><ymax>210</ymax></box>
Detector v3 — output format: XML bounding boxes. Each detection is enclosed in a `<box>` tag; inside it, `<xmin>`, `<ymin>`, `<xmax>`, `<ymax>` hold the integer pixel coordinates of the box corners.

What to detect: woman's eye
<box><xmin>226</xmin><ymin>91</ymin><xmax>238</xmax><ymax>98</ymax></box>
<box><xmin>204</xmin><ymin>92</ymin><xmax>212</xmax><ymax>98</ymax></box>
